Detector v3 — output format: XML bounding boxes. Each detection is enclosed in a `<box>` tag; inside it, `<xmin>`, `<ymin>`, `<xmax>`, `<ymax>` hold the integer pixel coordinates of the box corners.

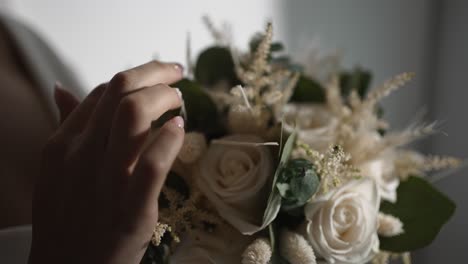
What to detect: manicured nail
<box><xmin>53</xmin><ymin>81</ymin><xmax>65</xmax><ymax>103</ymax></box>
<box><xmin>172</xmin><ymin>116</ymin><xmax>184</xmax><ymax>129</ymax></box>
<box><xmin>54</xmin><ymin>81</ymin><xmax>63</xmax><ymax>88</ymax></box>
<box><xmin>173</xmin><ymin>63</ymin><xmax>184</xmax><ymax>73</ymax></box>
<box><xmin>174</xmin><ymin>88</ymin><xmax>183</xmax><ymax>100</ymax></box>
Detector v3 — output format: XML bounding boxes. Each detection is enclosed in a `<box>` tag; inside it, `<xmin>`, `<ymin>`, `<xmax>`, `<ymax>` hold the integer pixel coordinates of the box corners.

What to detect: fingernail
<box><xmin>54</xmin><ymin>81</ymin><xmax>63</xmax><ymax>89</ymax></box>
<box><xmin>172</xmin><ymin>116</ymin><xmax>184</xmax><ymax>129</ymax></box>
<box><xmin>53</xmin><ymin>81</ymin><xmax>65</xmax><ymax>103</ymax></box>
<box><xmin>174</xmin><ymin>87</ymin><xmax>183</xmax><ymax>100</ymax></box>
<box><xmin>173</xmin><ymin>63</ymin><xmax>184</xmax><ymax>73</ymax></box>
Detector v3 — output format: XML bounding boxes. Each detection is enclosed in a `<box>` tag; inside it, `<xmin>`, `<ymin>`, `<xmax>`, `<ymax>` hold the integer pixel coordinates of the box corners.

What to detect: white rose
<box><xmin>282</xmin><ymin>104</ymin><xmax>337</xmax><ymax>152</ymax></box>
<box><xmin>170</xmin><ymin>228</ymin><xmax>252</xmax><ymax>264</ymax></box>
<box><xmin>197</xmin><ymin>134</ymin><xmax>274</xmax><ymax>235</ymax></box>
<box><xmin>304</xmin><ymin>179</ymin><xmax>380</xmax><ymax>264</ymax></box>
<box><xmin>359</xmin><ymin>155</ymin><xmax>399</xmax><ymax>202</ymax></box>
<box><xmin>344</xmin><ymin>131</ymin><xmax>399</xmax><ymax>202</ymax></box>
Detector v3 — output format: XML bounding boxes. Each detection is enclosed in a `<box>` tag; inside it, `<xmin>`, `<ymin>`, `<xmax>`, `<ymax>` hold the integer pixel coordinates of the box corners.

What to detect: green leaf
<box><xmin>173</xmin><ymin>78</ymin><xmax>223</xmax><ymax>136</ymax></box>
<box><xmin>380</xmin><ymin>176</ymin><xmax>456</xmax><ymax>252</ymax></box>
<box><xmin>268</xmin><ymin>222</ymin><xmax>291</xmax><ymax>264</ymax></box>
<box><xmin>276</xmin><ymin>183</ymin><xmax>291</xmax><ymax>198</ymax></box>
<box><xmin>262</xmin><ymin>194</ymin><xmax>282</xmax><ymax>234</ymax></box>
<box><xmin>289</xmin><ymin>75</ymin><xmax>325</xmax><ymax>103</ymax></box>
<box><xmin>339</xmin><ymin>67</ymin><xmax>372</xmax><ymax>98</ymax></box>
<box><xmin>290</xmin><ymin>165</ymin><xmax>319</xmax><ymax>203</ymax></box>
<box><xmin>270</xmin><ymin>42</ymin><xmax>285</xmax><ymax>53</ymax></box>
<box><xmin>194</xmin><ymin>46</ymin><xmax>240</xmax><ymax>88</ymax></box>
<box><xmin>278</xmin><ymin>159</ymin><xmax>320</xmax><ymax>210</ymax></box>
<box><xmin>280</xmin><ymin>131</ymin><xmax>297</xmax><ymax>164</ymax></box>
<box><xmin>269</xmin><ymin>224</ymin><xmax>276</xmax><ymax>251</ymax></box>
<box><xmin>261</xmin><ymin>132</ymin><xmax>297</xmax><ymax>229</ymax></box>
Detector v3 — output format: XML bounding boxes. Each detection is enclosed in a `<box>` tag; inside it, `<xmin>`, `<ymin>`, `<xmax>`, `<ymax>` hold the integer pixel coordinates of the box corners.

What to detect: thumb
<box><xmin>53</xmin><ymin>81</ymin><xmax>80</xmax><ymax>123</ymax></box>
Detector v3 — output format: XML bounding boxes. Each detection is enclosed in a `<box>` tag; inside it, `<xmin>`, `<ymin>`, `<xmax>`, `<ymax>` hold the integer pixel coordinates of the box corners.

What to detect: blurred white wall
<box><xmin>6</xmin><ymin>0</ymin><xmax>280</xmax><ymax>88</ymax></box>
<box><xmin>4</xmin><ymin>0</ymin><xmax>436</xmax><ymax>129</ymax></box>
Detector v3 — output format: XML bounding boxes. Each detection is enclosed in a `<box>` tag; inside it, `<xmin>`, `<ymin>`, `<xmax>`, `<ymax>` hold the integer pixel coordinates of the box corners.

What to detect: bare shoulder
<box><xmin>0</xmin><ymin>20</ymin><xmax>55</xmax><ymax>228</ymax></box>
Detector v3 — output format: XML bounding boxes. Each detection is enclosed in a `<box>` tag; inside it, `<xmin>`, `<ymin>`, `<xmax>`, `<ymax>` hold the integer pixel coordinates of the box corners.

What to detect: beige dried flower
<box><xmin>241</xmin><ymin>238</ymin><xmax>272</xmax><ymax>264</ymax></box>
<box><xmin>295</xmin><ymin>142</ymin><xmax>359</xmax><ymax>194</ymax></box>
<box><xmin>371</xmin><ymin>251</ymin><xmax>391</xmax><ymax>264</ymax></box>
<box><xmin>423</xmin><ymin>155</ymin><xmax>462</xmax><ymax>172</ymax></box>
<box><xmin>280</xmin><ymin>230</ymin><xmax>316</xmax><ymax>264</ymax></box>
<box><xmin>151</xmin><ymin>222</ymin><xmax>170</xmax><ymax>246</ymax></box>
<box><xmin>229</xmin><ymin>23</ymin><xmax>299</xmax><ymax>126</ymax></box>
<box><xmin>202</xmin><ymin>15</ymin><xmax>232</xmax><ymax>46</ymax></box>
<box><xmin>324</xmin><ymin>72</ymin><xmax>419</xmax><ymax>162</ymax></box>
<box><xmin>378</xmin><ymin>213</ymin><xmax>404</xmax><ymax>237</ymax></box>
<box><xmin>394</xmin><ymin>150</ymin><xmax>462</xmax><ymax>180</ymax></box>
<box><xmin>157</xmin><ymin>181</ymin><xmax>226</xmax><ymax>249</ymax></box>
<box><xmin>363</xmin><ymin>72</ymin><xmax>415</xmax><ymax>110</ymax></box>
<box><xmin>227</xmin><ymin>105</ymin><xmax>271</xmax><ymax>135</ymax></box>
<box><xmin>178</xmin><ymin>132</ymin><xmax>207</xmax><ymax>164</ymax></box>
<box><xmin>372</xmin><ymin>251</ymin><xmax>412</xmax><ymax>264</ymax></box>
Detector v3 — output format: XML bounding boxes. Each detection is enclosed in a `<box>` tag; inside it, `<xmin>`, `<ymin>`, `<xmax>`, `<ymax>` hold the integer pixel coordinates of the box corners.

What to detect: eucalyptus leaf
<box><xmin>276</xmin><ymin>183</ymin><xmax>291</xmax><ymax>198</ymax></box>
<box><xmin>290</xmin><ymin>165</ymin><xmax>319</xmax><ymax>204</ymax></box>
<box><xmin>278</xmin><ymin>158</ymin><xmax>319</xmax><ymax>210</ymax></box>
<box><xmin>261</xmin><ymin>132</ymin><xmax>297</xmax><ymax>229</ymax></box>
<box><xmin>269</xmin><ymin>224</ymin><xmax>276</xmax><ymax>251</ymax></box>
<box><xmin>280</xmin><ymin>132</ymin><xmax>297</xmax><ymax>164</ymax></box>
<box><xmin>380</xmin><ymin>176</ymin><xmax>456</xmax><ymax>252</ymax></box>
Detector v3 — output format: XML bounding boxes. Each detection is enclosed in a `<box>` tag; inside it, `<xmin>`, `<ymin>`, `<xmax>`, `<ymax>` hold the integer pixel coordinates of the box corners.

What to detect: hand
<box><xmin>29</xmin><ymin>61</ymin><xmax>185</xmax><ymax>264</ymax></box>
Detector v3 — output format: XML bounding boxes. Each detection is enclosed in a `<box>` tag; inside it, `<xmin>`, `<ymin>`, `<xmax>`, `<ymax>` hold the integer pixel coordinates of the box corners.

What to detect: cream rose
<box><xmin>304</xmin><ymin>179</ymin><xmax>380</xmax><ymax>264</ymax></box>
<box><xmin>197</xmin><ymin>134</ymin><xmax>274</xmax><ymax>235</ymax></box>
<box><xmin>282</xmin><ymin>104</ymin><xmax>337</xmax><ymax>152</ymax></box>
<box><xmin>344</xmin><ymin>131</ymin><xmax>400</xmax><ymax>202</ymax></box>
<box><xmin>358</xmin><ymin>155</ymin><xmax>399</xmax><ymax>202</ymax></box>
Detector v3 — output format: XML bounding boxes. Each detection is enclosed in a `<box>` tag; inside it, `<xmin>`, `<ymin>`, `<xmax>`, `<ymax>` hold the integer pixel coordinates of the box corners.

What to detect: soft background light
<box><xmin>1</xmin><ymin>0</ymin><xmax>467</xmax><ymax>262</ymax></box>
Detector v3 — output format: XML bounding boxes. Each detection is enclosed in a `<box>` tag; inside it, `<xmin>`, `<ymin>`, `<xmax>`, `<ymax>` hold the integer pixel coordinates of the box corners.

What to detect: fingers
<box><xmin>58</xmin><ymin>83</ymin><xmax>107</xmax><ymax>135</ymax></box>
<box><xmin>128</xmin><ymin>116</ymin><xmax>185</xmax><ymax>218</ymax></box>
<box><xmin>106</xmin><ymin>84</ymin><xmax>182</xmax><ymax>169</ymax></box>
<box><xmin>53</xmin><ymin>82</ymin><xmax>80</xmax><ymax>124</ymax></box>
<box><xmin>83</xmin><ymin>61</ymin><xmax>183</xmax><ymax>150</ymax></box>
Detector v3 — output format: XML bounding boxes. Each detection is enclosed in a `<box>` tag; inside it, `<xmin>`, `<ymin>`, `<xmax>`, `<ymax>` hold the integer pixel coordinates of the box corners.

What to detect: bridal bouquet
<box><xmin>141</xmin><ymin>19</ymin><xmax>461</xmax><ymax>264</ymax></box>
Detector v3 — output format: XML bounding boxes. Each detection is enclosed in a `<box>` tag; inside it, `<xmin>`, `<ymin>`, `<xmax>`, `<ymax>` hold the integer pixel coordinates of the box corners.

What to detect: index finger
<box><xmin>83</xmin><ymin>61</ymin><xmax>183</xmax><ymax>151</ymax></box>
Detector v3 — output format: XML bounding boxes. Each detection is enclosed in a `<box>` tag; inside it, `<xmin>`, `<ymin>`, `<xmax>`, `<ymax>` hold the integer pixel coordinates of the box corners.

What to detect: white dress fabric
<box><xmin>0</xmin><ymin>226</ymin><xmax>32</xmax><ymax>264</ymax></box>
<box><xmin>0</xmin><ymin>11</ymin><xmax>84</xmax><ymax>264</ymax></box>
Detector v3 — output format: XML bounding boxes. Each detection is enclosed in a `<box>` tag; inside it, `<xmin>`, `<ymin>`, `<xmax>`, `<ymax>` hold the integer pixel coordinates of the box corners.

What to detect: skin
<box><xmin>28</xmin><ymin>60</ymin><xmax>186</xmax><ymax>264</ymax></box>
<box><xmin>0</xmin><ymin>22</ymin><xmax>55</xmax><ymax>228</ymax></box>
